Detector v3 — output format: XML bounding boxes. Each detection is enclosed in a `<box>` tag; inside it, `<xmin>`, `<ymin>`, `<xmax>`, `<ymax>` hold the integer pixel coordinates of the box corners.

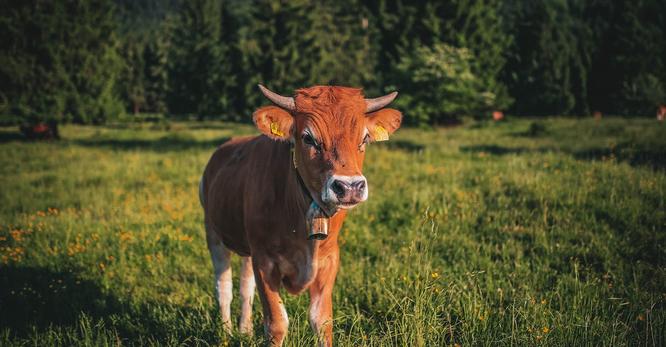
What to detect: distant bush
<box><xmin>622</xmin><ymin>73</ymin><xmax>666</xmax><ymax>115</ymax></box>
<box><xmin>525</xmin><ymin>122</ymin><xmax>548</xmax><ymax>137</ymax></box>
<box><xmin>395</xmin><ymin>43</ymin><xmax>495</xmax><ymax>125</ymax></box>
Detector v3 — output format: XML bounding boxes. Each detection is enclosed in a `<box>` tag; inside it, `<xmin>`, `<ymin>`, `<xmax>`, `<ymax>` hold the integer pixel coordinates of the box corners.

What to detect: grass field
<box><xmin>1</xmin><ymin>117</ymin><xmax>665</xmax><ymax>346</ymax></box>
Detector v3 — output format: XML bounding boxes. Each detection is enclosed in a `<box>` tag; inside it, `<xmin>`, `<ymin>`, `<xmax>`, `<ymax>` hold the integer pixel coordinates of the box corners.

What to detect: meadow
<box><xmin>0</xmin><ymin>117</ymin><xmax>664</xmax><ymax>346</ymax></box>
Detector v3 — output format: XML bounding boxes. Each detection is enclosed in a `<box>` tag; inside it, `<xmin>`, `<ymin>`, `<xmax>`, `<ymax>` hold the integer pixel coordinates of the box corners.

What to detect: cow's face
<box><xmin>253</xmin><ymin>85</ymin><xmax>402</xmax><ymax>214</ymax></box>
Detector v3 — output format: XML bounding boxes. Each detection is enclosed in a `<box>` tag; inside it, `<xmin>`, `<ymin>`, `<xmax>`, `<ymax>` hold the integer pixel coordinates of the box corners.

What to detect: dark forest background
<box><xmin>1</xmin><ymin>0</ymin><xmax>665</xmax><ymax>126</ymax></box>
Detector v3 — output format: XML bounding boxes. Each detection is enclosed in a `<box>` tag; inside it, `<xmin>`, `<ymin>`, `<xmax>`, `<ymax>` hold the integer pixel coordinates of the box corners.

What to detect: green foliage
<box><xmin>167</xmin><ymin>0</ymin><xmax>235</xmax><ymax>118</ymax></box>
<box><xmin>0</xmin><ymin>0</ymin><xmax>124</xmax><ymax>125</ymax></box>
<box><xmin>236</xmin><ymin>0</ymin><xmax>376</xmax><ymax>114</ymax></box>
<box><xmin>607</xmin><ymin>0</ymin><xmax>666</xmax><ymax>114</ymax></box>
<box><xmin>118</xmin><ymin>36</ymin><xmax>147</xmax><ymax>115</ymax></box>
<box><xmin>396</xmin><ymin>43</ymin><xmax>495</xmax><ymax>124</ymax></box>
<box><xmin>623</xmin><ymin>74</ymin><xmax>666</xmax><ymax>115</ymax></box>
<box><xmin>143</xmin><ymin>33</ymin><xmax>171</xmax><ymax>115</ymax></box>
<box><xmin>3</xmin><ymin>0</ymin><xmax>666</xmax><ymax>126</ymax></box>
<box><xmin>442</xmin><ymin>0</ymin><xmax>514</xmax><ymax>110</ymax></box>
<box><xmin>504</xmin><ymin>0</ymin><xmax>590</xmax><ymax>115</ymax></box>
<box><xmin>1</xmin><ymin>118</ymin><xmax>664</xmax><ymax>345</ymax></box>
<box><xmin>370</xmin><ymin>0</ymin><xmax>513</xmax><ymax>120</ymax></box>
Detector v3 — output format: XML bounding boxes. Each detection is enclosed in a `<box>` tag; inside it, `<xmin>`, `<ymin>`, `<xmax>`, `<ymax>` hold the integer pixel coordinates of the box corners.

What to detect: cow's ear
<box><xmin>366</xmin><ymin>108</ymin><xmax>402</xmax><ymax>142</ymax></box>
<box><xmin>253</xmin><ymin>106</ymin><xmax>294</xmax><ymax>141</ymax></box>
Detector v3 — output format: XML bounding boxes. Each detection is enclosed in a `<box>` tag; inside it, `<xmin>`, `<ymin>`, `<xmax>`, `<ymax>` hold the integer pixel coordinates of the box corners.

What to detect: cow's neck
<box><xmin>290</xmin><ymin>144</ymin><xmax>336</xmax><ymax>215</ymax></box>
<box><xmin>290</xmin><ymin>143</ymin><xmax>334</xmax><ymax>240</ymax></box>
<box><xmin>288</xmin><ymin>144</ymin><xmax>313</xmax><ymax>206</ymax></box>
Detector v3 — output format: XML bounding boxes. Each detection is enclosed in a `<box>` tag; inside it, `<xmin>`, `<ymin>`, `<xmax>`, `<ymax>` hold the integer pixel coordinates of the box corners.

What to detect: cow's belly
<box><xmin>207</xmin><ymin>177</ymin><xmax>251</xmax><ymax>256</ymax></box>
<box><xmin>208</xmin><ymin>207</ymin><xmax>251</xmax><ymax>256</ymax></box>
<box><xmin>203</xmin><ymin>136</ymin><xmax>259</xmax><ymax>256</ymax></box>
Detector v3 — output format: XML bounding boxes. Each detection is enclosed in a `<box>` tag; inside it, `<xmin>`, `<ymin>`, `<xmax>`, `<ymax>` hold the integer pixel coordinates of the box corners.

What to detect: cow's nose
<box><xmin>331</xmin><ymin>179</ymin><xmax>351</xmax><ymax>199</ymax></box>
<box><xmin>329</xmin><ymin>177</ymin><xmax>367</xmax><ymax>203</ymax></box>
<box><xmin>324</xmin><ymin>175</ymin><xmax>369</xmax><ymax>206</ymax></box>
<box><xmin>351</xmin><ymin>179</ymin><xmax>366</xmax><ymax>192</ymax></box>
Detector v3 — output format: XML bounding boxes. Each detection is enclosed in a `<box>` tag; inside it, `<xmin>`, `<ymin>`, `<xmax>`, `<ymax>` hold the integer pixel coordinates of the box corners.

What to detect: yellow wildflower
<box><xmin>178</xmin><ymin>234</ymin><xmax>193</xmax><ymax>242</ymax></box>
<box><xmin>119</xmin><ymin>231</ymin><xmax>133</xmax><ymax>242</ymax></box>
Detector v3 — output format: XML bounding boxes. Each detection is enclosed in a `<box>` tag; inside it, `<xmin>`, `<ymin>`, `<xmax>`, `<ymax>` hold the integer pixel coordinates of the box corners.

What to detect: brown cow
<box><xmin>199</xmin><ymin>85</ymin><xmax>402</xmax><ymax>346</ymax></box>
<box><xmin>657</xmin><ymin>104</ymin><xmax>666</xmax><ymax>121</ymax></box>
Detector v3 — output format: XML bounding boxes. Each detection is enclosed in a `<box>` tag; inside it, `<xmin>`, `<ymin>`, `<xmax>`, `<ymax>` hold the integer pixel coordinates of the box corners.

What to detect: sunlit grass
<box><xmin>1</xmin><ymin>117</ymin><xmax>664</xmax><ymax>346</ymax></box>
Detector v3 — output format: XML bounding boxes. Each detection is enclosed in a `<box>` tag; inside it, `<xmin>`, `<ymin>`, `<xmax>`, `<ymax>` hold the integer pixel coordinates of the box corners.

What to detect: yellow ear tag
<box><xmin>372</xmin><ymin>125</ymin><xmax>389</xmax><ymax>141</ymax></box>
<box><xmin>270</xmin><ymin>122</ymin><xmax>284</xmax><ymax>137</ymax></box>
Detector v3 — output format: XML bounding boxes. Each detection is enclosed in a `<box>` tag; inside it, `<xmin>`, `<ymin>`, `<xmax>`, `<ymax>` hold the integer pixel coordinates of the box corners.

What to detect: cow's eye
<box><xmin>302</xmin><ymin>133</ymin><xmax>320</xmax><ymax>151</ymax></box>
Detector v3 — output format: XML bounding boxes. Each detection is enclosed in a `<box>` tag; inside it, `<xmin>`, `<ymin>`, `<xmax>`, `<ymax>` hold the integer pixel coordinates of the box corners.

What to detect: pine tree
<box><xmin>608</xmin><ymin>0</ymin><xmax>666</xmax><ymax>115</ymax></box>
<box><xmin>167</xmin><ymin>0</ymin><xmax>235</xmax><ymax>118</ymax></box>
<box><xmin>237</xmin><ymin>0</ymin><xmax>376</xmax><ymax>112</ymax></box>
<box><xmin>504</xmin><ymin>0</ymin><xmax>590</xmax><ymax>115</ymax></box>
<box><xmin>143</xmin><ymin>30</ymin><xmax>170</xmax><ymax>114</ymax></box>
<box><xmin>0</xmin><ymin>0</ymin><xmax>124</xmax><ymax>125</ymax></box>
<box><xmin>119</xmin><ymin>35</ymin><xmax>147</xmax><ymax>115</ymax></box>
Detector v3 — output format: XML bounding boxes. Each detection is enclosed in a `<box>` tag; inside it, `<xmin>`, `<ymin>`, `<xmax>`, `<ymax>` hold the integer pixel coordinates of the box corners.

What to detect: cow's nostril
<box><xmin>331</xmin><ymin>180</ymin><xmax>349</xmax><ymax>198</ymax></box>
<box><xmin>352</xmin><ymin>180</ymin><xmax>366</xmax><ymax>192</ymax></box>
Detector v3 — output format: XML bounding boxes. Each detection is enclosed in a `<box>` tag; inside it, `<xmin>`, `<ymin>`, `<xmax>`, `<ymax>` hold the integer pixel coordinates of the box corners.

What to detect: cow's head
<box><xmin>253</xmin><ymin>85</ymin><xmax>402</xmax><ymax>215</ymax></box>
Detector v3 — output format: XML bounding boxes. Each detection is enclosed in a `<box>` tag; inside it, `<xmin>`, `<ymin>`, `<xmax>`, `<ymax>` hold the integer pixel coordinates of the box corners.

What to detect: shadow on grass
<box><xmin>0</xmin><ymin>265</ymin><xmax>226</xmax><ymax>342</ymax></box>
<box><xmin>0</xmin><ymin>127</ymin><xmax>233</xmax><ymax>152</ymax></box>
<box><xmin>0</xmin><ymin>131</ymin><xmax>25</xmax><ymax>143</ymax></box>
<box><xmin>459</xmin><ymin>144</ymin><xmax>553</xmax><ymax>155</ymax></box>
<box><xmin>460</xmin><ymin>143</ymin><xmax>666</xmax><ymax>170</ymax></box>
<box><xmin>511</xmin><ymin>122</ymin><xmax>550</xmax><ymax>137</ymax></box>
<box><xmin>73</xmin><ymin>136</ymin><xmax>231</xmax><ymax>152</ymax></box>
<box><xmin>573</xmin><ymin>143</ymin><xmax>666</xmax><ymax>170</ymax></box>
<box><xmin>0</xmin><ymin>266</ymin><xmax>123</xmax><ymax>336</ymax></box>
<box><xmin>383</xmin><ymin>139</ymin><xmax>426</xmax><ymax>153</ymax></box>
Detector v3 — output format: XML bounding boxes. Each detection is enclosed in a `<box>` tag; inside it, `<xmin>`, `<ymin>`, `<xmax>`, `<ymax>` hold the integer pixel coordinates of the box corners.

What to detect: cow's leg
<box><xmin>309</xmin><ymin>252</ymin><xmax>339</xmax><ymax>347</ymax></box>
<box><xmin>253</xmin><ymin>258</ymin><xmax>288</xmax><ymax>346</ymax></box>
<box><xmin>239</xmin><ymin>256</ymin><xmax>256</xmax><ymax>335</ymax></box>
<box><xmin>206</xmin><ymin>228</ymin><xmax>233</xmax><ymax>333</ymax></box>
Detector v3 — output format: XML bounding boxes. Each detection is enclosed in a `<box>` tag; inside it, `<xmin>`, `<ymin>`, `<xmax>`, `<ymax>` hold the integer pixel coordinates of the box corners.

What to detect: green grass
<box><xmin>1</xmin><ymin>117</ymin><xmax>665</xmax><ymax>346</ymax></box>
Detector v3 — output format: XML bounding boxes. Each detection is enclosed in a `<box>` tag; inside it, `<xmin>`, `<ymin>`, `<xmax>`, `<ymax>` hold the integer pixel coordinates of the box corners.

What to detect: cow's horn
<box><xmin>365</xmin><ymin>91</ymin><xmax>398</xmax><ymax>113</ymax></box>
<box><xmin>258</xmin><ymin>84</ymin><xmax>296</xmax><ymax>111</ymax></box>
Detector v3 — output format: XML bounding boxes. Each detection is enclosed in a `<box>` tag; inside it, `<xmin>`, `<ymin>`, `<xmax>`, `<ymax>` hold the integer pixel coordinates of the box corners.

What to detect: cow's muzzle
<box><xmin>323</xmin><ymin>175</ymin><xmax>368</xmax><ymax>208</ymax></box>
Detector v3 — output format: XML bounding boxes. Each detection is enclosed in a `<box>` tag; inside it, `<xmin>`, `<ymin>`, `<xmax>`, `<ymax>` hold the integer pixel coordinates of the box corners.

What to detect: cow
<box><xmin>199</xmin><ymin>84</ymin><xmax>402</xmax><ymax>346</ymax></box>
<box><xmin>657</xmin><ymin>104</ymin><xmax>666</xmax><ymax>122</ymax></box>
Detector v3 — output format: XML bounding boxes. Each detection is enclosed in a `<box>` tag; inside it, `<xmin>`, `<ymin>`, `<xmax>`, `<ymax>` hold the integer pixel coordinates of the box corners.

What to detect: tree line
<box><xmin>1</xmin><ymin>0</ymin><xmax>665</xmax><ymax>127</ymax></box>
